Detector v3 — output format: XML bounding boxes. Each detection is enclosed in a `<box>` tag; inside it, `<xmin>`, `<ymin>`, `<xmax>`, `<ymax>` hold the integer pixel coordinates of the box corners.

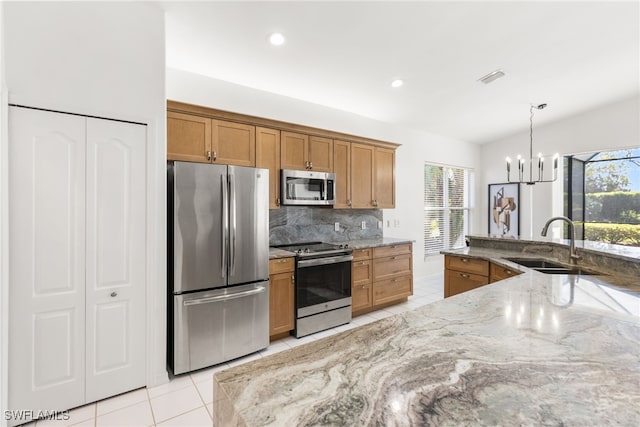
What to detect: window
<box><xmin>565</xmin><ymin>148</ymin><xmax>640</xmax><ymax>246</ymax></box>
<box><xmin>424</xmin><ymin>163</ymin><xmax>472</xmax><ymax>255</ymax></box>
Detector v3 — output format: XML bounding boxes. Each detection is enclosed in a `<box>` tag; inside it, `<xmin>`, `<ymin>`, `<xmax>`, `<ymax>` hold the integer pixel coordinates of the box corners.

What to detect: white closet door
<box><xmin>8</xmin><ymin>107</ymin><xmax>86</xmax><ymax>412</ymax></box>
<box><xmin>85</xmin><ymin>118</ymin><xmax>146</xmax><ymax>402</ymax></box>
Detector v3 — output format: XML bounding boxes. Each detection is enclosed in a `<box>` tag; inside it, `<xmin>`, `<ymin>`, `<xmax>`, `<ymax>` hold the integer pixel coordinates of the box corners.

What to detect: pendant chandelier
<box><xmin>506</xmin><ymin>103</ymin><xmax>559</xmax><ymax>185</ymax></box>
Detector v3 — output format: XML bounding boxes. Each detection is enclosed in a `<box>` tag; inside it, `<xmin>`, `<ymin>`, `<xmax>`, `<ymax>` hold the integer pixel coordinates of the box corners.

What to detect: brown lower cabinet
<box><xmin>444</xmin><ymin>255</ymin><xmax>522</xmax><ymax>298</ymax></box>
<box><xmin>353</xmin><ymin>243</ymin><xmax>413</xmax><ymax>316</ymax></box>
<box><xmin>351</xmin><ymin>248</ymin><xmax>373</xmax><ymax>312</ymax></box>
<box><xmin>269</xmin><ymin>258</ymin><xmax>295</xmax><ymax>339</ymax></box>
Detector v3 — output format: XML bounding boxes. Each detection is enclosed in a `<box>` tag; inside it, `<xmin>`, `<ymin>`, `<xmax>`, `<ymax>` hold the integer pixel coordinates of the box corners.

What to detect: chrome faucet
<box><xmin>541</xmin><ymin>216</ymin><xmax>581</xmax><ymax>264</ymax></box>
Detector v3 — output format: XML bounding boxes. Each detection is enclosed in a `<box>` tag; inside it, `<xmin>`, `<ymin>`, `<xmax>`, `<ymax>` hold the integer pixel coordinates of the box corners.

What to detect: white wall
<box><xmin>168</xmin><ymin>68</ymin><xmax>482</xmax><ymax>278</ymax></box>
<box><xmin>479</xmin><ymin>95</ymin><xmax>640</xmax><ymax>239</ymax></box>
<box><xmin>1</xmin><ymin>2</ymin><xmax>168</xmax><ymax>412</ymax></box>
<box><xmin>0</xmin><ymin>1</ymin><xmax>9</xmax><ymax>422</ymax></box>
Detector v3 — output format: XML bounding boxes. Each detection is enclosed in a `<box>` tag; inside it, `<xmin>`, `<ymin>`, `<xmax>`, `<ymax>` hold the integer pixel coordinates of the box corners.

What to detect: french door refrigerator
<box><xmin>168</xmin><ymin>161</ymin><xmax>269</xmax><ymax>374</ymax></box>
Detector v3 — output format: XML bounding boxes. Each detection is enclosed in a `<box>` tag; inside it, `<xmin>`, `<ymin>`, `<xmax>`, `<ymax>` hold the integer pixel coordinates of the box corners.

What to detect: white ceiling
<box><xmin>163</xmin><ymin>1</ymin><xmax>640</xmax><ymax>144</ymax></box>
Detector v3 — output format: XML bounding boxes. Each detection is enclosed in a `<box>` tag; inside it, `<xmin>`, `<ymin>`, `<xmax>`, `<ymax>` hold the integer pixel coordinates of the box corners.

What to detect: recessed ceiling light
<box><xmin>391</xmin><ymin>79</ymin><xmax>404</xmax><ymax>88</ymax></box>
<box><xmin>478</xmin><ymin>69</ymin><xmax>506</xmax><ymax>84</ymax></box>
<box><xmin>268</xmin><ymin>32</ymin><xmax>286</xmax><ymax>46</ymax></box>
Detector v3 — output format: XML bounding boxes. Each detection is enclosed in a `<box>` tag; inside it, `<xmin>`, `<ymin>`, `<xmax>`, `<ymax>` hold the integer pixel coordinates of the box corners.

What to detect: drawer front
<box><xmin>373</xmin><ymin>254</ymin><xmax>412</xmax><ymax>281</ymax></box>
<box><xmin>444</xmin><ymin>270</ymin><xmax>489</xmax><ymax>298</ymax></box>
<box><xmin>269</xmin><ymin>257</ymin><xmax>295</xmax><ymax>275</ymax></box>
<box><xmin>352</xmin><ymin>259</ymin><xmax>372</xmax><ymax>284</ymax></box>
<box><xmin>373</xmin><ymin>275</ymin><xmax>412</xmax><ymax>305</ymax></box>
<box><xmin>445</xmin><ymin>255</ymin><xmax>489</xmax><ymax>276</ymax></box>
<box><xmin>352</xmin><ymin>248</ymin><xmax>373</xmax><ymax>261</ymax></box>
<box><xmin>373</xmin><ymin>243</ymin><xmax>411</xmax><ymax>258</ymax></box>
<box><xmin>490</xmin><ymin>263</ymin><xmax>522</xmax><ymax>283</ymax></box>
<box><xmin>352</xmin><ymin>282</ymin><xmax>373</xmax><ymax>312</ymax></box>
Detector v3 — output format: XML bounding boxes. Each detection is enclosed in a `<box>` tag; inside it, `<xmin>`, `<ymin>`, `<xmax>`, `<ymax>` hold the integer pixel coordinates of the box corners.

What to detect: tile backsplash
<box><xmin>269</xmin><ymin>207</ymin><xmax>382</xmax><ymax>245</ymax></box>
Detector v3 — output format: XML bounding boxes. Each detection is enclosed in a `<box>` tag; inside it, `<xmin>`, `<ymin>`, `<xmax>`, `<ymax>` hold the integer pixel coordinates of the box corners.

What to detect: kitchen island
<box><xmin>215</xmin><ymin>238</ymin><xmax>640</xmax><ymax>426</ymax></box>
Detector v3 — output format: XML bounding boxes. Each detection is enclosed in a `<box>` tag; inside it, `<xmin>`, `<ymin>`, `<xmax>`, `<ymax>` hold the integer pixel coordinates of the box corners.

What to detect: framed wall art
<box><xmin>488</xmin><ymin>183</ymin><xmax>520</xmax><ymax>237</ymax></box>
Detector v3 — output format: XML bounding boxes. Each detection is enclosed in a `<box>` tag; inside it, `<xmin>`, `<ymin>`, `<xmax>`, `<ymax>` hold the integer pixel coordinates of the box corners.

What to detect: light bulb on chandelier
<box><xmin>506</xmin><ymin>103</ymin><xmax>559</xmax><ymax>185</ymax></box>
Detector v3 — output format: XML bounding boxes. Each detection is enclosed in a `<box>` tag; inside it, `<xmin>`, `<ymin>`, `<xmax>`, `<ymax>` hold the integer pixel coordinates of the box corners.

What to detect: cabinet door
<box><xmin>352</xmin><ymin>282</ymin><xmax>373</xmax><ymax>312</ymax></box>
<box><xmin>333</xmin><ymin>140</ymin><xmax>351</xmax><ymax>208</ymax></box>
<box><xmin>256</xmin><ymin>127</ymin><xmax>281</xmax><ymax>208</ymax></box>
<box><xmin>85</xmin><ymin>119</ymin><xmax>146</xmax><ymax>402</ymax></box>
<box><xmin>350</xmin><ymin>143</ymin><xmax>375</xmax><ymax>208</ymax></box>
<box><xmin>8</xmin><ymin>107</ymin><xmax>86</xmax><ymax>413</ymax></box>
<box><xmin>308</xmin><ymin>136</ymin><xmax>333</xmax><ymax>172</ymax></box>
<box><xmin>373</xmin><ymin>275</ymin><xmax>413</xmax><ymax>305</ymax></box>
<box><xmin>212</xmin><ymin>119</ymin><xmax>255</xmax><ymax>166</ymax></box>
<box><xmin>281</xmin><ymin>131</ymin><xmax>308</xmax><ymax>170</ymax></box>
<box><xmin>167</xmin><ymin>111</ymin><xmax>212</xmax><ymax>163</ymax></box>
<box><xmin>444</xmin><ymin>270</ymin><xmax>489</xmax><ymax>298</ymax></box>
<box><xmin>374</xmin><ymin>147</ymin><xmax>395</xmax><ymax>208</ymax></box>
<box><xmin>269</xmin><ymin>272</ymin><xmax>295</xmax><ymax>336</ymax></box>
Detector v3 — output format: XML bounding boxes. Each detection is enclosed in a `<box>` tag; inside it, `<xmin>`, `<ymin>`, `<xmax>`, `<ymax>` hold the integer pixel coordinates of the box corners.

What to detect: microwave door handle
<box><xmin>230</xmin><ymin>172</ymin><xmax>237</xmax><ymax>276</ymax></box>
<box><xmin>221</xmin><ymin>174</ymin><xmax>228</xmax><ymax>278</ymax></box>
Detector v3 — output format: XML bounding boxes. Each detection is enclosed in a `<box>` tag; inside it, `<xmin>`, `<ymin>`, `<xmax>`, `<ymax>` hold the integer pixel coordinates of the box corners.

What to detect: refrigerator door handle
<box><xmin>221</xmin><ymin>173</ymin><xmax>228</xmax><ymax>278</ymax></box>
<box><xmin>230</xmin><ymin>172</ymin><xmax>237</xmax><ymax>276</ymax></box>
<box><xmin>182</xmin><ymin>286</ymin><xmax>266</xmax><ymax>306</ymax></box>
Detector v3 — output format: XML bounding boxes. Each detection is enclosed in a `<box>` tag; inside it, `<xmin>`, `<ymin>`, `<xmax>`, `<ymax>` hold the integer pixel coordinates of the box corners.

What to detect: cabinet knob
<box><xmin>213</xmin><ymin>151</ymin><xmax>217</xmax><ymax>161</ymax></box>
<box><xmin>460</xmin><ymin>273</ymin><xmax>470</xmax><ymax>278</ymax></box>
<box><xmin>347</xmin><ymin>199</ymin><xmax>352</xmax><ymax>206</ymax></box>
<box><xmin>276</xmin><ymin>197</ymin><xmax>280</xmax><ymax>206</ymax></box>
<box><xmin>309</xmin><ymin>161</ymin><xmax>313</xmax><ymax>169</ymax></box>
<box><xmin>291</xmin><ymin>275</ymin><xmax>295</xmax><ymax>282</ymax></box>
<box><xmin>461</xmin><ymin>258</ymin><xmax>469</xmax><ymax>263</ymax></box>
<box><xmin>207</xmin><ymin>151</ymin><xmax>212</xmax><ymax>161</ymax></box>
<box><xmin>110</xmin><ymin>292</ymin><xmax>117</xmax><ymax>297</ymax></box>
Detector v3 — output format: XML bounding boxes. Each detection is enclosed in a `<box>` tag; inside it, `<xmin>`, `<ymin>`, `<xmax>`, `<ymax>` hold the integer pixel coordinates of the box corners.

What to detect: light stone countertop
<box><xmin>269</xmin><ymin>237</ymin><xmax>414</xmax><ymax>259</ymax></box>
<box><xmin>217</xmin><ymin>241</ymin><xmax>640</xmax><ymax>426</ymax></box>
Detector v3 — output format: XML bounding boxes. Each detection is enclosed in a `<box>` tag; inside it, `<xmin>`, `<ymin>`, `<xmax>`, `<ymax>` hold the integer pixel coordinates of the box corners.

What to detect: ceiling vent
<box><xmin>478</xmin><ymin>69</ymin><xmax>506</xmax><ymax>84</ymax></box>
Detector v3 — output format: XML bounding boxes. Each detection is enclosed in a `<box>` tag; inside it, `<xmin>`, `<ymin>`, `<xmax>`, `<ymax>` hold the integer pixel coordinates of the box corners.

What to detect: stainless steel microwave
<box><xmin>281</xmin><ymin>169</ymin><xmax>335</xmax><ymax>206</ymax></box>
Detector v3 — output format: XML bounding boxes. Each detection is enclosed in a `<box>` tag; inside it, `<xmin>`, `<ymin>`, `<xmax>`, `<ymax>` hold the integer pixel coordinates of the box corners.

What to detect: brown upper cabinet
<box><xmin>281</xmin><ymin>132</ymin><xmax>333</xmax><ymax>172</ymax></box>
<box><xmin>255</xmin><ymin>127</ymin><xmax>281</xmax><ymax>209</ymax></box>
<box><xmin>167</xmin><ymin>101</ymin><xmax>398</xmax><ymax>210</ymax></box>
<box><xmin>350</xmin><ymin>144</ymin><xmax>395</xmax><ymax>209</ymax></box>
<box><xmin>211</xmin><ymin>119</ymin><xmax>255</xmax><ymax>167</ymax></box>
<box><xmin>168</xmin><ymin>113</ymin><xmax>256</xmax><ymax>167</ymax></box>
<box><xmin>333</xmin><ymin>140</ymin><xmax>351</xmax><ymax>208</ymax></box>
<box><xmin>167</xmin><ymin>111</ymin><xmax>212</xmax><ymax>163</ymax></box>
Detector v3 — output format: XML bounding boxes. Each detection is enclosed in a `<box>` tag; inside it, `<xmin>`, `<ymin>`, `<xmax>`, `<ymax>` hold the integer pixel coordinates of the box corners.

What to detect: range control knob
<box><xmin>304</xmin><ymin>248</ymin><xmax>311</xmax><ymax>253</ymax></box>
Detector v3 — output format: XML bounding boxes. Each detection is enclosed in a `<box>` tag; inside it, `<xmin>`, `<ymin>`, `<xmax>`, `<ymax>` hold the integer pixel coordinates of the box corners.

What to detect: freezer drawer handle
<box><xmin>183</xmin><ymin>286</ymin><xmax>266</xmax><ymax>306</ymax></box>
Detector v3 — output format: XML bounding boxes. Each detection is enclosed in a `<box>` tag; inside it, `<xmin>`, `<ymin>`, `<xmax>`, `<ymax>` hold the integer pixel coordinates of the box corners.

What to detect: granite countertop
<box><xmin>217</xmin><ymin>244</ymin><xmax>640</xmax><ymax>426</ymax></box>
<box><xmin>269</xmin><ymin>237</ymin><xmax>414</xmax><ymax>259</ymax></box>
<box><xmin>268</xmin><ymin>247</ymin><xmax>296</xmax><ymax>259</ymax></box>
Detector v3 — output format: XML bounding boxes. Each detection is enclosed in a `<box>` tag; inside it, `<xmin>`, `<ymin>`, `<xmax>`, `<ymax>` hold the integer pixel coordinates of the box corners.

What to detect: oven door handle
<box><xmin>297</xmin><ymin>255</ymin><xmax>353</xmax><ymax>268</ymax></box>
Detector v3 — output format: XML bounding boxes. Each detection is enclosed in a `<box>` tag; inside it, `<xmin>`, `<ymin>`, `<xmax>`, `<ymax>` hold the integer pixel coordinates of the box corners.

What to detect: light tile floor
<box><xmin>27</xmin><ymin>274</ymin><xmax>443</xmax><ymax>427</ymax></box>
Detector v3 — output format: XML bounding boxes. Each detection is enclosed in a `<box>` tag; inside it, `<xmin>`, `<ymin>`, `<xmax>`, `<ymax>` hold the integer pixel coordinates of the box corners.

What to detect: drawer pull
<box><xmin>359</xmin><ymin>261</ymin><xmax>366</xmax><ymax>265</ymax></box>
<box><xmin>460</xmin><ymin>273</ymin><xmax>470</xmax><ymax>278</ymax></box>
<box><xmin>391</xmin><ymin>279</ymin><xmax>399</xmax><ymax>283</ymax></box>
<box><xmin>461</xmin><ymin>258</ymin><xmax>469</xmax><ymax>263</ymax></box>
<box><xmin>504</xmin><ymin>269</ymin><xmax>512</xmax><ymax>275</ymax></box>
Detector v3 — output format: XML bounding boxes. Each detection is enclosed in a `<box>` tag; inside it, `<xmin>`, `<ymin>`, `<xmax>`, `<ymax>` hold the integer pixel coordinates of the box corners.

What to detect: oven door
<box><xmin>296</xmin><ymin>255</ymin><xmax>352</xmax><ymax>317</ymax></box>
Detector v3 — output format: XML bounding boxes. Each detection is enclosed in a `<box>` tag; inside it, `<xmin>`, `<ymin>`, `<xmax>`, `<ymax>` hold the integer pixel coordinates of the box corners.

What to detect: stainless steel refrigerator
<box><xmin>167</xmin><ymin>161</ymin><xmax>269</xmax><ymax>375</ymax></box>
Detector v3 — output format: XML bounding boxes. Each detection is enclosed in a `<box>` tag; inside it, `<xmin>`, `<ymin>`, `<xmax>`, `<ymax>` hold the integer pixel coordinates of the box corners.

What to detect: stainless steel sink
<box><xmin>533</xmin><ymin>267</ymin><xmax>600</xmax><ymax>275</ymax></box>
<box><xmin>505</xmin><ymin>258</ymin><xmax>566</xmax><ymax>269</ymax></box>
<box><xmin>505</xmin><ymin>258</ymin><xmax>605</xmax><ymax>276</ymax></box>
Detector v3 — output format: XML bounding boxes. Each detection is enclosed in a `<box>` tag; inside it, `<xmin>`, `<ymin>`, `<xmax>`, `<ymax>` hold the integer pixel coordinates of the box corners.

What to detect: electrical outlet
<box><xmin>386</xmin><ymin>220</ymin><xmax>391</xmax><ymax>228</ymax></box>
<box><xmin>361</xmin><ymin>221</ymin><xmax>367</xmax><ymax>230</ymax></box>
<box><xmin>334</xmin><ymin>222</ymin><xmax>340</xmax><ymax>232</ymax></box>
<box><xmin>394</xmin><ymin>219</ymin><xmax>400</xmax><ymax>227</ymax></box>
<box><xmin>378</xmin><ymin>221</ymin><xmax>383</xmax><ymax>229</ymax></box>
